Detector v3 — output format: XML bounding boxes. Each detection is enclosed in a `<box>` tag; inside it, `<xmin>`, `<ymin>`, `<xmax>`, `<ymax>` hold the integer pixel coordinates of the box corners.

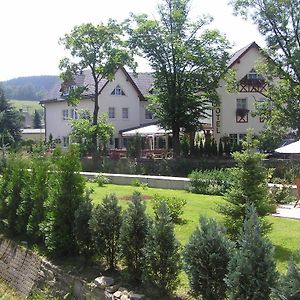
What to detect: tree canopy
<box><xmin>59</xmin><ymin>21</ymin><xmax>135</xmax><ymax>154</ymax></box>
<box><xmin>230</xmin><ymin>0</ymin><xmax>300</xmax><ymax>137</ymax></box>
<box><xmin>128</xmin><ymin>0</ymin><xmax>231</xmax><ymax>156</ymax></box>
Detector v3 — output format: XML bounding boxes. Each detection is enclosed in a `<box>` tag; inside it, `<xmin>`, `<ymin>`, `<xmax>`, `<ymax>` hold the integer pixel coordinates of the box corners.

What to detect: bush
<box><xmin>143</xmin><ymin>201</ymin><xmax>182</xmax><ymax>296</ymax></box>
<box><xmin>41</xmin><ymin>145</ymin><xmax>86</xmax><ymax>256</ymax></box>
<box><xmin>0</xmin><ymin>155</ymin><xmax>30</xmax><ymax>235</ymax></box>
<box><xmin>131</xmin><ymin>178</ymin><xmax>148</xmax><ymax>189</ymax></box>
<box><xmin>219</xmin><ymin>131</ymin><xmax>273</xmax><ymax>239</ymax></box>
<box><xmin>94</xmin><ymin>173</ymin><xmax>110</xmax><ymax>187</ymax></box>
<box><xmin>184</xmin><ymin>217</ymin><xmax>233</xmax><ymax>300</ymax></box>
<box><xmin>119</xmin><ymin>192</ymin><xmax>149</xmax><ymax>284</ymax></box>
<box><xmin>269</xmin><ymin>178</ymin><xmax>296</xmax><ymax>205</ymax></box>
<box><xmin>152</xmin><ymin>194</ymin><xmax>186</xmax><ymax>223</ymax></box>
<box><xmin>74</xmin><ymin>189</ymin><xmax>94</xmax><ymax>259</ymax></box>
<box><xmin>226</xmin><ymin>205</ymin><xmax>277</xmax><ymax>299</ymax></box>
<box><xmin>89</xmin><ymin>193</ymin><xmax>122</xmax><ymax>269</ymax></box>
<box><xmin>275</xmin><ymin>259</ymin><xmax>300</xmax><ymax>299</ymax></box>
<box><xmin>26</xmin><ymin>157</ymin><xmax>51</xmax><ymax>241</ymax></box>
<box><xmin>188</xmin><ymin>169</ymin><xmax>232</xmax><ymax>195</ymax></box>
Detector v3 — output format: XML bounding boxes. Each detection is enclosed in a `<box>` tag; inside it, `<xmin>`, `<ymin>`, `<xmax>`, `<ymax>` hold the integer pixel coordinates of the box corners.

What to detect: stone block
<box><xmin>113</xmin><ymin>290</ymin><xmax>122</xmax><ymax>298</ymax></box>
<box><xmin>94</xmin><ymin>276</ymin><xmax>114</xmax><ymax>289</ymax></box>
<box><xmin>129</xmin><ymin>293</ymin><xmax>145</xmax><ymax>299</ymax></box>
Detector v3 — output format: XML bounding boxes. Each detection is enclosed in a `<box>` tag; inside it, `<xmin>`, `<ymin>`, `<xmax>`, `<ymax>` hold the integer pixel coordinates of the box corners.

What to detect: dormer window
<box><xmin>246</xmin><ymin>68</ymin><xmax>263</xmax><ymax>80</ymax></box>
<box><xmin>62</xmin><ymin>85</ymin><xmax>77</xmax><ymax>96</ymax></box>
<box><xmin>111</xmin><ymin>85</ymin><xmax>125</xmax><ymax>96</ymax></box>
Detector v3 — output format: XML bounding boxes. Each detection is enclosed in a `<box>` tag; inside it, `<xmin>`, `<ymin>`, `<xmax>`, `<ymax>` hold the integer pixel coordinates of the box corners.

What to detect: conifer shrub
<box><xmin>119</xmin><ymin>192</ymin><xmax>149</xmax><ymax>283</ymax></box>
<box><xmin>226</xmin><ymin>205</ymin><xmax>277</xmax><ymax>299</ymax></box>
<box><xmin>0</xmin><ymin>155</ymin><xmax>30</xmax><ymax>235</ymax></box>
<box><xmin>26</xmin><ymin>157</ymin><xmax>52</xmax><ymax>241</ymax></box>
<box><xmin>41</xmin><ymin>145</ymin><xmax>86</xmax><ymax>256</ymax></box>
<box><xmin>219</xmin><ymin>130</ymin><xmax>272</xmax><ymax>239</ymax></box>
<box><xmin>275</xmin><ymin>259</ymin><xmax>300</xmax><ymax>300</ymax></box>
<box><xmin>143</xmin><ymin>201</ymin><xmax>182</xmax><ymax>296</ymax></box>
<box><xmin>189</xmin><ymin>169</ymin><xmax>232</xmax><ymax>195</ymax></box>
<box><xmin>74</xmin><ymin>189</ymin><xmax>94</xmax><ymax>259</ymax></box>
<box><xmin>89</xmin><ymin>193</ymin><xmax>122</xmax><ymax>269</ymax></box>
<box><xmin>152</xmin><ymin>194</ymin><xmax>186</xmax><ymax>223</ymax></box>
<box><xmin>184</xmin><ymin>217</ymin><xmax>233</xmax><ymax>300</ymax></box>
<box><xmin>218</xmin><ymin>139</ymin><xmax>224</xmax><ymax>156</ymax></box>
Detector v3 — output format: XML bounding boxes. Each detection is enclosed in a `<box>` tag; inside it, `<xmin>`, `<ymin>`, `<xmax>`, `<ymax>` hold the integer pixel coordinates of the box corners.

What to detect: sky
<box><xmin>0</xmin><ymin>0</ymin><xmax>265</xmax><ymax>81</ymax></box>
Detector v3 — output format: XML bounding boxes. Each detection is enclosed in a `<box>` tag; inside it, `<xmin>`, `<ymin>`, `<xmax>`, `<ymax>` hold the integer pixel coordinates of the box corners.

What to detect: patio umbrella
<box><xmin>275</xmin><ymin>140</ymin><xmax>300</xmax><ymax>153</ymax></box>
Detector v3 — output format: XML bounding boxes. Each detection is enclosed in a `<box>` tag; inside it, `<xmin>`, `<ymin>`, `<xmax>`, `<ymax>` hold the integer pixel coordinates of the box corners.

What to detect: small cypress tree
<box><xmin>226</xmin><ymin>205</ymin><xmax>277</xmax><ymax>300</ymax></box>
<box><xmin>219</xmin><ymin>130</ymin><xmax>272</xmax><ymax>239</ymax></box>
<box><xmin>204</xmin><ymin>138</ymin><xmax>211</xmax><ymax>156</ymax></box>
<box><xmin>33</xmin><ymin>109</ymin><xmax>42</xmax><ymax>129</ymax></box>
<box><xmin>275</xmin><ymin>259</ymin><xmax>300</xmax><ymax>299</ymax></box>
<box><xmin>74</xmin><ymin>189</ymin><xmax>94</xmax><ymax>260</ymax></box>
<box><xmin>198</xmin><ymin>139</ymin><xmax>204</xmax><ymax>157</ymax></box>
<box><xmin>41</xmin><ymin>145</ymin><xmax>85</xmax><ymax>255</ymax></box>
<box><xmin>223</xmin><ymin>139</ymin><xmax>230</xmax><ymax>156</ymax></box>
<box><xmin>218</xmin><ymin>139</ymin><xmax>224</xmax><ymax>157</ymax></box>
<box><xmin>0</xmin><ymin>156</ymin><xmax>30</xmax><ymax>235</ymax></box>
<box><xmin>89</xmin><ymin>193</ymin><xmax>122</xmax><ymax>269</ymax></box>
<box><xmin>143</xmin><ymin>201</ymin><xmax>181</xmax><ymax>296</ymax></box>
<box><xmin>119</xmin><ymin>192</ymin><xmax>149</xmax><ymax>284</ymax></box>
<box><xmin>184</xmin><ymin>217</ymin><xmax>233</xmax><ymax>300</ymax></box>
<box><xmin>212</xmin><ymin>139</ymin><xmax>218</xmax><ymax>156</ymax></box>
<box><xmin>27</xmin><ymin>157</ymin><xmax>51</xmax><ymax>241</ymax></box>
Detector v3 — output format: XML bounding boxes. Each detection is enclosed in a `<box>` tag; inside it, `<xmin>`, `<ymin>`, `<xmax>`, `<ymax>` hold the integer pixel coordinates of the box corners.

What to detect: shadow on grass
<box><xmin>274</xmin><ymin>244</ymin><xmax>300</xmax><ymax>264</ymax></box>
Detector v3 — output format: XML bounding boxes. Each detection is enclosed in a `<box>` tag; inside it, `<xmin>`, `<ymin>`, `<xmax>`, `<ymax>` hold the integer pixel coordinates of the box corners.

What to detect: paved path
<box><xmin>272</xmin><ymin>203</ymin><xmax>300</xmax><ymax>220</ymax></box>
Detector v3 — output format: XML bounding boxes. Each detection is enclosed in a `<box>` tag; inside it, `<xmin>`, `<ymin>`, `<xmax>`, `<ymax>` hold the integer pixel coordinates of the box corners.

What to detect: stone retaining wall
<box><xmin>0</xmin><ymin>237</ymin><xmax>41</xmax><ymax>297</ymax></box>
<box><xmin>81</xmin><ymin>172</ymin><xmax>191</xmax><ymax>190</ymax></box>
<box><xmin>0</xmin><ymin>238</ymin><xmax>144</xmax><ymax>299</ymax></box>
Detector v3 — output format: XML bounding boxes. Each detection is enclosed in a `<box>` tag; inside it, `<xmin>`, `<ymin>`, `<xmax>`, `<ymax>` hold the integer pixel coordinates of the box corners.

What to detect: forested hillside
<box><xmin>1</xmin><ymin>75</ymin><xmax>59</xmax><ymax>101</ymax></box>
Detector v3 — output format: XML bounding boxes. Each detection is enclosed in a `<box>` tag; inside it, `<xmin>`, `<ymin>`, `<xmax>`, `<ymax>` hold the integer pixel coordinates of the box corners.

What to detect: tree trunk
<box><xmin>172</xmin><ymin>125</ymin><xmax>180</xmax><ymax>158</ymax></box>
<box><xmin>92</xmin><ymin>82</ymin><xmax>100</xmax><ymax>164</ymax></box>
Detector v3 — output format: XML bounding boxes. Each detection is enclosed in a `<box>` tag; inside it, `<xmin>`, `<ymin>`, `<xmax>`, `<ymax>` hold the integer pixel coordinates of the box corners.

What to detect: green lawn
<box><xmin>88</xmin><ymin>182</ymin><xmax>300</xmax><ymax>273</ymax></box>
<box><xmin>0</xmin><ymin>280</ymin><xmax>21</xmax><ymax>300</ymax></box>
<box><xmin>10</xmin><ymin>99</ymin><xmax>41</xmax><ymax>113</ymax></box>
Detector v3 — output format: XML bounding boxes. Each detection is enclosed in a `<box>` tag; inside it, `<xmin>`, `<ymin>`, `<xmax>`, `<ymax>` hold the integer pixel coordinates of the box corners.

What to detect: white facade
<box><xmin>43</xmin><ymin>42</ymin><xmax>268</xmax><ymax>149</ymax></box>
<box><xmin>42</xmin><ymin>68</ymin><xmax>155</xmax><ymax>148</ymax></box>
<box><xmin>213</xmin><ymin>42</ymin><xmax>267</xmax><ymax>144</ymax></box>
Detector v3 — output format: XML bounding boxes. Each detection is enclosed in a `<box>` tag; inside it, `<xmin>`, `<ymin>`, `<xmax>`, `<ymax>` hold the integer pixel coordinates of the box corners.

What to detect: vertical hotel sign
<box><xmin>214</xmin><ymin>106</ymin><xmax>221</xmax><ymax>134</ymax></box>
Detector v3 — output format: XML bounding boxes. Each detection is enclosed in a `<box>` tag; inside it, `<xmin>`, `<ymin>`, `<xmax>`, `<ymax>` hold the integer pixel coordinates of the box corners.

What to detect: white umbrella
<box><xmin>275</xmin><ymin>140</ymin><xmax>300</xmax><ymax>153</ymax></box>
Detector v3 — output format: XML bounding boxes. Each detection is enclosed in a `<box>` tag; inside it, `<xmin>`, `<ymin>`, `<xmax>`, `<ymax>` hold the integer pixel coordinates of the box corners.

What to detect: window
<box><xmin>123</xmin><ymin>138</ymin><xmax>128</xmax><ymax>148</ymax></box>
<box><xmin>109</xmin><ymin>107</ymin><xmax>115</xmax><ymax>119</ymax></box>
<box><xmin>62</xmin><ymin>109</ymin><xmax>69</xmax><ymax>120</ymax></box>
<box><xmin>239</xmin><ymin>134</ymin><xmax>246</xmax><ymax>143</ymax></box>
<box><xmin>122</xmin><ymin>107</ymin><xmax>129</xmax><ymax>119</ymax></box>
<box><xmin>145</xmin><ymin>109</ymin><xmax>153</xmax><ymax>120</ymax></box>
<box><xmin>236</xmin><ymin>98</ymin><xmax>247</xmax><ymax>110</ymax></box>
<box><xmin>70</xmin><ymin>108</ymin><xmax>78</xmax><ymax>120</ymax></box>
<box><xmin>62</xmin><ymin>85</ymin><xmax>76</xmax><ymax>96</ymax></box>
<box><xmin>229</xmin><ymin>134</ymin><xmax>238</xmax><ymax>145</ymax></box>
<box><xmin>246</xmin><ymin>68</ymin><xmax>262</xmax><ymax>80</ymax></box>
<box><xmin>111</xmin><ymin>84</ymin><xmax>125</xmax><ymax>96</ymax></box>
<box><xmin>63</xmin><ymin>136</ymin><xmax>69</xmax><ymax>148</ymax></box>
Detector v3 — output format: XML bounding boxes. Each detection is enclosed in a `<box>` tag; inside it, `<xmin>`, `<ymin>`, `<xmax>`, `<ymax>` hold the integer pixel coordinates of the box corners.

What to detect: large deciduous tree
<box><xmin>128</xmin><ymin>0</ymin><xmax>231</xmax><ymax>157</ymax></box>
<box><xmin>59</xmin><ymin>21</ymin><xmax>135</xmax><ymax>154</ymax></box>
<box><xmin>230</xmin><ymin>0</ymin><xmax>300</xmax><ymax>137</ymax></box>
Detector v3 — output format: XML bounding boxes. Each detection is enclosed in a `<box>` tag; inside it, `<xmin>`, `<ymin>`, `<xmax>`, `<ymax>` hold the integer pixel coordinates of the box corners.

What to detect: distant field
<box><xmin>10</xmin><ymin>99</ymin><xmax>42</xmax><ymax>113</ymax></box>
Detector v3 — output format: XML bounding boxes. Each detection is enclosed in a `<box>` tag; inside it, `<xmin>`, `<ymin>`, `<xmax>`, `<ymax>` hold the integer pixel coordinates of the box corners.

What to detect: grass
<box><xmin>9</xmin><ymin>99</ymin><xmax>41</xmax><ymax>113</ymax></box>
<box><xmin>88</xmin><ymin>182</ymin><xmax>300</xmax><ymax>272</ymax></box>
<box><xmin>0</xmin><ymin>280</ymin><xmax>21</xmax><ymax>300</ymax></box>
